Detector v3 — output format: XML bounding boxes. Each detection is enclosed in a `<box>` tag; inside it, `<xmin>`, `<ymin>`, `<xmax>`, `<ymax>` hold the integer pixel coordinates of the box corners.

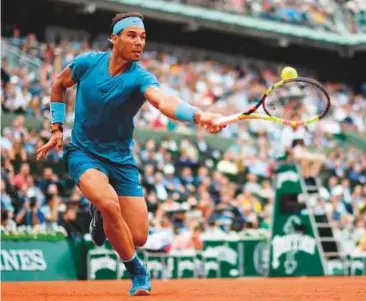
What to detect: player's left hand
<box><xmin>36</xmin><ymin>130</ymin><xmax>63</xmax><ymax>160</ymax></box>
<box><xmin>196</xmin><ymin>111</ymin><xmax>227</xmax><ymax>134</ymax></box>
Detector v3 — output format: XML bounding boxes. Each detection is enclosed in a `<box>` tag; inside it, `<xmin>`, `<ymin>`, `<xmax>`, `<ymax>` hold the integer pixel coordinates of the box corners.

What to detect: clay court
<box><xmin>2</xmin><ymin>277</ymin><xmax>365</xmax><ymax>301</ymax></box>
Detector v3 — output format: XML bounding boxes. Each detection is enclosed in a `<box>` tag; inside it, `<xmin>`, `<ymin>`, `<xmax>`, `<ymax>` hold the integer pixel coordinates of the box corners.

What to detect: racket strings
<box><xmin>264</xmin><ymin>81</ymin><xmax>329</xmax><ymax>122</ymax></box>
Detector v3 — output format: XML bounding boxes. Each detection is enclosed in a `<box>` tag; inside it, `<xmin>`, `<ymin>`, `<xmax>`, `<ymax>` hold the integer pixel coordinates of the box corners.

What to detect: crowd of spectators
<box><xmin>164</xmin><ymin>0</ymin><xmax>366</xmax><ymax>33</ymax></box>
<box><xmin>1</xmin><ymin>29</ymin><xmax>365</xmax><ymax>254</ymax></box>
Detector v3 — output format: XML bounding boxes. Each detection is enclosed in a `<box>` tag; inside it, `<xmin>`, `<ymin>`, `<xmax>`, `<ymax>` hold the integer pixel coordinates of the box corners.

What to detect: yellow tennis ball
<box><xmin>281</xmin><ymin>66</ymin><xmax>298</xmax><ymax>80</ymax></box>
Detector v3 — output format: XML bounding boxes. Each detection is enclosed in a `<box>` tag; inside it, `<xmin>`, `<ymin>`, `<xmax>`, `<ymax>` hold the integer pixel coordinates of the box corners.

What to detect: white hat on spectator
<box><xmin>10</xmin><ymin>76</ymin><xmax>19</xmax><ymax>84</ymax></box>
<box><xmin>285</xmin><ymin>86</ymin><xmax>304</xmax><ymax>98</ymax></box>
<box><xmin>27</xmin><ymin>190</ymin><xmax>36</xmax><ymax>198</ymax></box>
<box><xmin>319</xmin><ymin>186</ymin><xmax>331</xmax><ymax>201</ymax></box>
<box><xmin>180</xmin><ymin>202</ymin><xmax>190</xmax><ymax>211</ymax></box>
<box><xmin>163</xmin><ymin>164</ymin><xmax>175</xmax><ymax>175</ymax></box>
<box><xmin>332</xmin><ymin>185</ymin><xmax>344</xmax><ymax>196</ymax></box>
<box><xmin>3</xmin><ymin>127</ymin><xmax>12</xmax><ymax>136</ymax></box>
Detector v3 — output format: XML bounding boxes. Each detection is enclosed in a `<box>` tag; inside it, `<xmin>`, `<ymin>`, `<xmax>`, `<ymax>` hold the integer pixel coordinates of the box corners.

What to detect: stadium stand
<box><xmin>162</xmin><ymin>0</ymin><xmax>366</xmax><ymax>33</ymax></box>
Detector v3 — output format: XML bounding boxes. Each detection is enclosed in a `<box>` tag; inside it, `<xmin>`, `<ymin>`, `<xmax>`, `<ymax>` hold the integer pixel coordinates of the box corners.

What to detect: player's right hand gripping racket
<box><xmin>214</xmin><ymin>77</ymin><xmax>331</xmax><ymax>128</ymax></box>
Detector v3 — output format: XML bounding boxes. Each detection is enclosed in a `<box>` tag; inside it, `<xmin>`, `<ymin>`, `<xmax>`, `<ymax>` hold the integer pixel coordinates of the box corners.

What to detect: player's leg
<box><xmin>118</xmin><ymin>195</ymin><xmax>149</xmax><ymax>247</ymax></box>
<box><xmin>110</xmin><ymin>165</ymin><xmax>151</xmax><ymax>296</ymax></box>
<box><xmin>64</xmin><ymin>147</ymin><xmax>106</xmax><ymax>246</ymax></box>
<box><xmin>110</xmin><ymin>164</ymin><xmax>149</xmax><ymax>248</ymax></box>
<box><xmin>79</xmin><ymin>169</ymin><xmax>136</xmax><ymax>260</ymax></box>
<box><xmin>65</xmin><ymin>147</ymin><xmax>149</xmax><ymax>296</ymax></box>
<box><xmin>88</xmin><ymin>202</ymin><xmax>105</xmax><ymax>246</ymax></box>
<box><xmin>64</xmin><ymin>147</ymin><xmax>137</xmax><ymax>261</ymax></box>
<box><xmin>118</xmin><ymin>196</ymin><xmax>150</xmax><ymax>296</ymax></box>
<box><xmin>81</xmin><ymin>172</ymin><xmax>150</xmax><ymax>296</ymax></box>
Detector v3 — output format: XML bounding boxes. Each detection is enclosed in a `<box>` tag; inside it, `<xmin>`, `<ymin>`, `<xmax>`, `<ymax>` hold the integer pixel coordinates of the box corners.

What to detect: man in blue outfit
<box><xmin>37</xmin><ymin>12</ymin><xmax>225</xmax><ymax>296</ymax></box>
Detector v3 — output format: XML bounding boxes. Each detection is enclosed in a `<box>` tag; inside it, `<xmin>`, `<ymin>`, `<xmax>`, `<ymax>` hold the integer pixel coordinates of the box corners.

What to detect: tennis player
<box><xmin>37</xmin><ymin>12</ymin><xmax>225</xmax><ymax>296</ymax></box>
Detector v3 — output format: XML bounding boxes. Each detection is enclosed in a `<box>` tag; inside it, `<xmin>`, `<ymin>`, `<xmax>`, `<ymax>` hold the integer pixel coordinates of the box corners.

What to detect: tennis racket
<box><xmin>214</xmin><ymin>77</ymin><xmax>331</xmax><ymax>128</ymax></box>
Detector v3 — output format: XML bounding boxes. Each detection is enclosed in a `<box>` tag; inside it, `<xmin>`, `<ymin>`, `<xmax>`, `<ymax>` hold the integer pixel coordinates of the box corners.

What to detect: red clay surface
<box><xmin>2</xmin><ymin>277</ymin><xmax>366</xmax><ymax>301</ymax></box>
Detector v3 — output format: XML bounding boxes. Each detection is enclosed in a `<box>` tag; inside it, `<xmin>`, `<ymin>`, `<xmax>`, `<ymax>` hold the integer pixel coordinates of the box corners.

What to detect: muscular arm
<box><xmin>37</xmin><ymin>65</ymin><xmax>83</xmax><ymax>160</ymax></box>
<box><xmin>51</xmin><ymin>67</ymin><xmax>76</xmax><ymax>103</ymax></box>
<box><xmin>49</xmin><ymin>67</ymin><xmax>76</xmax><ymax>133</ymax></box>
<box><xmin>144</xmin><ymin>86</ymin><xmax>203</xmax><ymax>124</ymax></box>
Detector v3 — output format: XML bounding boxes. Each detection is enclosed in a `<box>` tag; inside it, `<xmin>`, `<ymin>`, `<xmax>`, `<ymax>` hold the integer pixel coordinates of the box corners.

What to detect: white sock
<box><xmin>122</xmin><ymin>252</ymin><xmax>137</xmax><ymax>263</ymax></box>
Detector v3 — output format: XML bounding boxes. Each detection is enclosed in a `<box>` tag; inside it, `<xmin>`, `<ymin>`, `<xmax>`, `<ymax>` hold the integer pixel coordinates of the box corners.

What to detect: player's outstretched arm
<box><xmin>36</xmin><ymin>67</ymin><xmax>75</xmax><ymax>160</ymax></box>
<box><xmin>144</xmin><ymin>86</ymin><xmax>226</xmax><ymax>134</ymax></box>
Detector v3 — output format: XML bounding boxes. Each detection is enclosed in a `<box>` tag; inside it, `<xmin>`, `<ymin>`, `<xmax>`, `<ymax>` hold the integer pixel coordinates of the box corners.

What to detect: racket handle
<box><xmin>214</xmin><ymin>114</ymin><xmax>242</xmax><ymax>126</ymax></box>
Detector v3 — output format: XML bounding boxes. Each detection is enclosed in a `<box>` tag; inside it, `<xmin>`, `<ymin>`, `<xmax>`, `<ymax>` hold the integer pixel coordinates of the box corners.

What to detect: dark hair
<box><xmin>29</xmin><ymin>196</ymin><xmax>38</xmax><ymax>207</ymax></box>
<box><xmin>1</xmin><ymin>210</ymin><xmax>9</xmax><ymax>221</ymax></box>
<box><xmin>193</xmin><ymin>222</ymin><xmax>204</xmax><ymax>233</ymax></box>
<box><xmin>111</xmin><ymin>12</ymin><xmax>144</xmax><ymax>32</ymax></box>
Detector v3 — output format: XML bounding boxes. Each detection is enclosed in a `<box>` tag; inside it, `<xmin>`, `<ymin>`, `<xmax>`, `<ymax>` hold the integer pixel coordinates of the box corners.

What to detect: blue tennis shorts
<box><xmin>64</xmin><ymin>145</ymin><xmax>143</xmax><ymax>197</ymax></box>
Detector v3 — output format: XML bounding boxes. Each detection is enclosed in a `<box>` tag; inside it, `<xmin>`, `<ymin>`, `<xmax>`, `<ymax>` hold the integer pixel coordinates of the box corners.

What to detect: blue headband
<box><xmin>112</xmin><ymin>17</ymin><xmax>145</xmax><ymax>35</ymax></box>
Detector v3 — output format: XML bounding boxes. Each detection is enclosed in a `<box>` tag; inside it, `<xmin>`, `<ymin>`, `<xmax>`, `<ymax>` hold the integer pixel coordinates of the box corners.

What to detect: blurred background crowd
<box><xmin>1</xmin><ymin>4</ymin><xmax>366</xmax><ymax>256</ymax></box>
<box><xmin>165</xmin><ymin>0</ymin><xmax>366</xmax><ymax>33</ymax></box>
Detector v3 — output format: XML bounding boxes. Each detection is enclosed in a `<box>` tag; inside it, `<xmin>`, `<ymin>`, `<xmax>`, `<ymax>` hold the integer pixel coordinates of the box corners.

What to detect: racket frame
<box><xmin>215</xmin><ymin>77</ymin><xmax>330</xmax><ymax>127</ymax></box>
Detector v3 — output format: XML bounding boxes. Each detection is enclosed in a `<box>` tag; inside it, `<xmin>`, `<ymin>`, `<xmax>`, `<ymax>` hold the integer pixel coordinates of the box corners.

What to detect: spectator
<box><xmin>61</xmin><ymin>192</ymin><xmax>89</xmax><ymax>237</ymax></box>
<box><xmin>180</xmin><ymin>167</ymin><xmax>197</xmax><ymax>191</ymax></box>
<box><xmin>243</xmin><ymin>173</ymin><xmax>261</xmax><ymax>195</ymax></box>
<box><xmin>355</xmin><ymin>230</ymin><xmax>366</xmax><ymax>253</ymax></box>
<box><xmin>141</xmin><ymin>164</ymin><xmax>157</xmax><ymax>193</ymax></box>
<box><xmin>1</xmin><ymin>179</ymin><xmax>14</xmax><ymax>214</ymax></box>
<box><xmin>157</xmin><ymin>194</ymin><xmax>181</xmax><ymax>220</ymax></box>
<box><xmin>1</xmin><ymin>128</ymin><xmax>13</xmax><ymax>155</ymax></box>
<box><xmin>171</xmin><ymin>221</ymin><xmax>204</xmax><ymax>251</ymax></box>
<box><xmin>258</xmin><ymin>180</ymin><xmax>274</xmax><ymax>201</ymax></box>
<box><xmin>216</xmin><ymin>151</ymin><xmax>238</xmax><ymax>175</ymax></box>
<box><xmin>162</xmin><ymin>165</ymin><xmax>184</xmax><ymax>193</ymax></box>
<box><xmin>153</xmin><ymin>172</ymin><xmax>169</xmax><ymax>201</ymax></box>
<box><xmin>41</xmin><ymin>187</ymin><xmax>62</xmax><ymax>229</ymax></box>
<box><xmin>195</xmin><ymin>132</ymin><xmax>212</xmax><ymax>157</ymax></box>
<box><xmin>37</xmin><ymin>167</ymin><xmax>62</xmax><ymax>195</ymax></box>
<box><xmin>12</xmin><ymin>163</ymin><xmax>30</xmax><ymax>190</ymax></box>
<box><xmin>144</xmin><ymin>217</ymin><xmax>175</xmax><ymax>252</ymax></box>
<box><xmin>8</xmin><ymin>137</ymin><xmax>28</xmax><ymax>162</ymax></box>
<box><xmin>15</xmin><ymin>196</ymin><xmax>45</xmax><ymax>227</ymax></box>
<box><xmin>1</xmin><ymin>210</ymin><xmax>17</xmax><ymax>232</ymax></box>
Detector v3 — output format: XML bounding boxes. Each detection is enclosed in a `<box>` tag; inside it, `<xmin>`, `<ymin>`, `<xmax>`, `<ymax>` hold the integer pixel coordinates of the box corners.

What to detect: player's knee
<box><xmin>134</xmin><ymin>233</ymin><xmax>148</xmax><ymax>247</ymax></box>
<box><xmin>98</xmin><ymin>198</ymin><xmax>120</xmax><ymax>221</ymax></box>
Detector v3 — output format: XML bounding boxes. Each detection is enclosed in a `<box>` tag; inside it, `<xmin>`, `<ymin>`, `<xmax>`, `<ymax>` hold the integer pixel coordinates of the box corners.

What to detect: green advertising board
<box><xmin>201</xmin><ymin>233</ymin><xmax>268</xmax><ymax>278</ymax></box>
<box><xmin>87</xmin><ymin>249</ymin><xmax>120</xmax><ymax>280</ymax></box>
<box><xmin>326</xmin><ymin>256</ymin><xmax>366</xmax><ymax>276</ymax></box>
<box><xmin>201</xmin><ymin>249</ymin><xmax>220</xmax><ymax>278</ymax></box>
<box><xmin>85</xmin><ymin>239</ymin><xmax>146</xmax><ymax>280</ymax></box>
<box><xmin>167</xmin><ymin>251</ymin><xmax>196</xmax><ymax>278</ymax></box>
<box><xmin>85</xmin><ymin>235</ymin><xmax>269</xmax><ymax>280</ymax></box>
<box><xmin>2</xmin><ymin>234</ymin><xmax>364</xmax><ymax>282</ymax></box>
<box><xmin>242</xmin><ymin>238</ymin><xmax>269</xmax><ymax>276</ymax></box>
<box><xmin>145</xmin><ymin>252</ymin><xmax>167</xmax><ymax>279</ymax></box>
<box><xmin>88</xmin><ymin>250</ymin><xmax>197</xmax><ymax>280</ymax></box>
<box><xmin>268</xmin><ymin>163</ymin><xmax>325</xmax><ymax>277</ymax></box>
<box><xmin>201</xmin><ymin>233</ymin><xmax>241</xmax><ymax>278</ymax></box>
<box><xmin>349</xmin><ymin>255</ymin><xmax>366</xmax><ymax>275</ymax></box>
<box><xmin>1</xmin><ymin>240</ymin><xmax>77</xmax><ymax>281</ymax></box>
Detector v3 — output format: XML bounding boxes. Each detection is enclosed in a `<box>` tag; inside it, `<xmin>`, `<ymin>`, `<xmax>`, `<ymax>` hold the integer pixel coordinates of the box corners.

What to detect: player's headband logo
<box><xmin>112</xmin><ymin>17</ymin><xmax>145</xmax><ymax>35</ymax></box>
